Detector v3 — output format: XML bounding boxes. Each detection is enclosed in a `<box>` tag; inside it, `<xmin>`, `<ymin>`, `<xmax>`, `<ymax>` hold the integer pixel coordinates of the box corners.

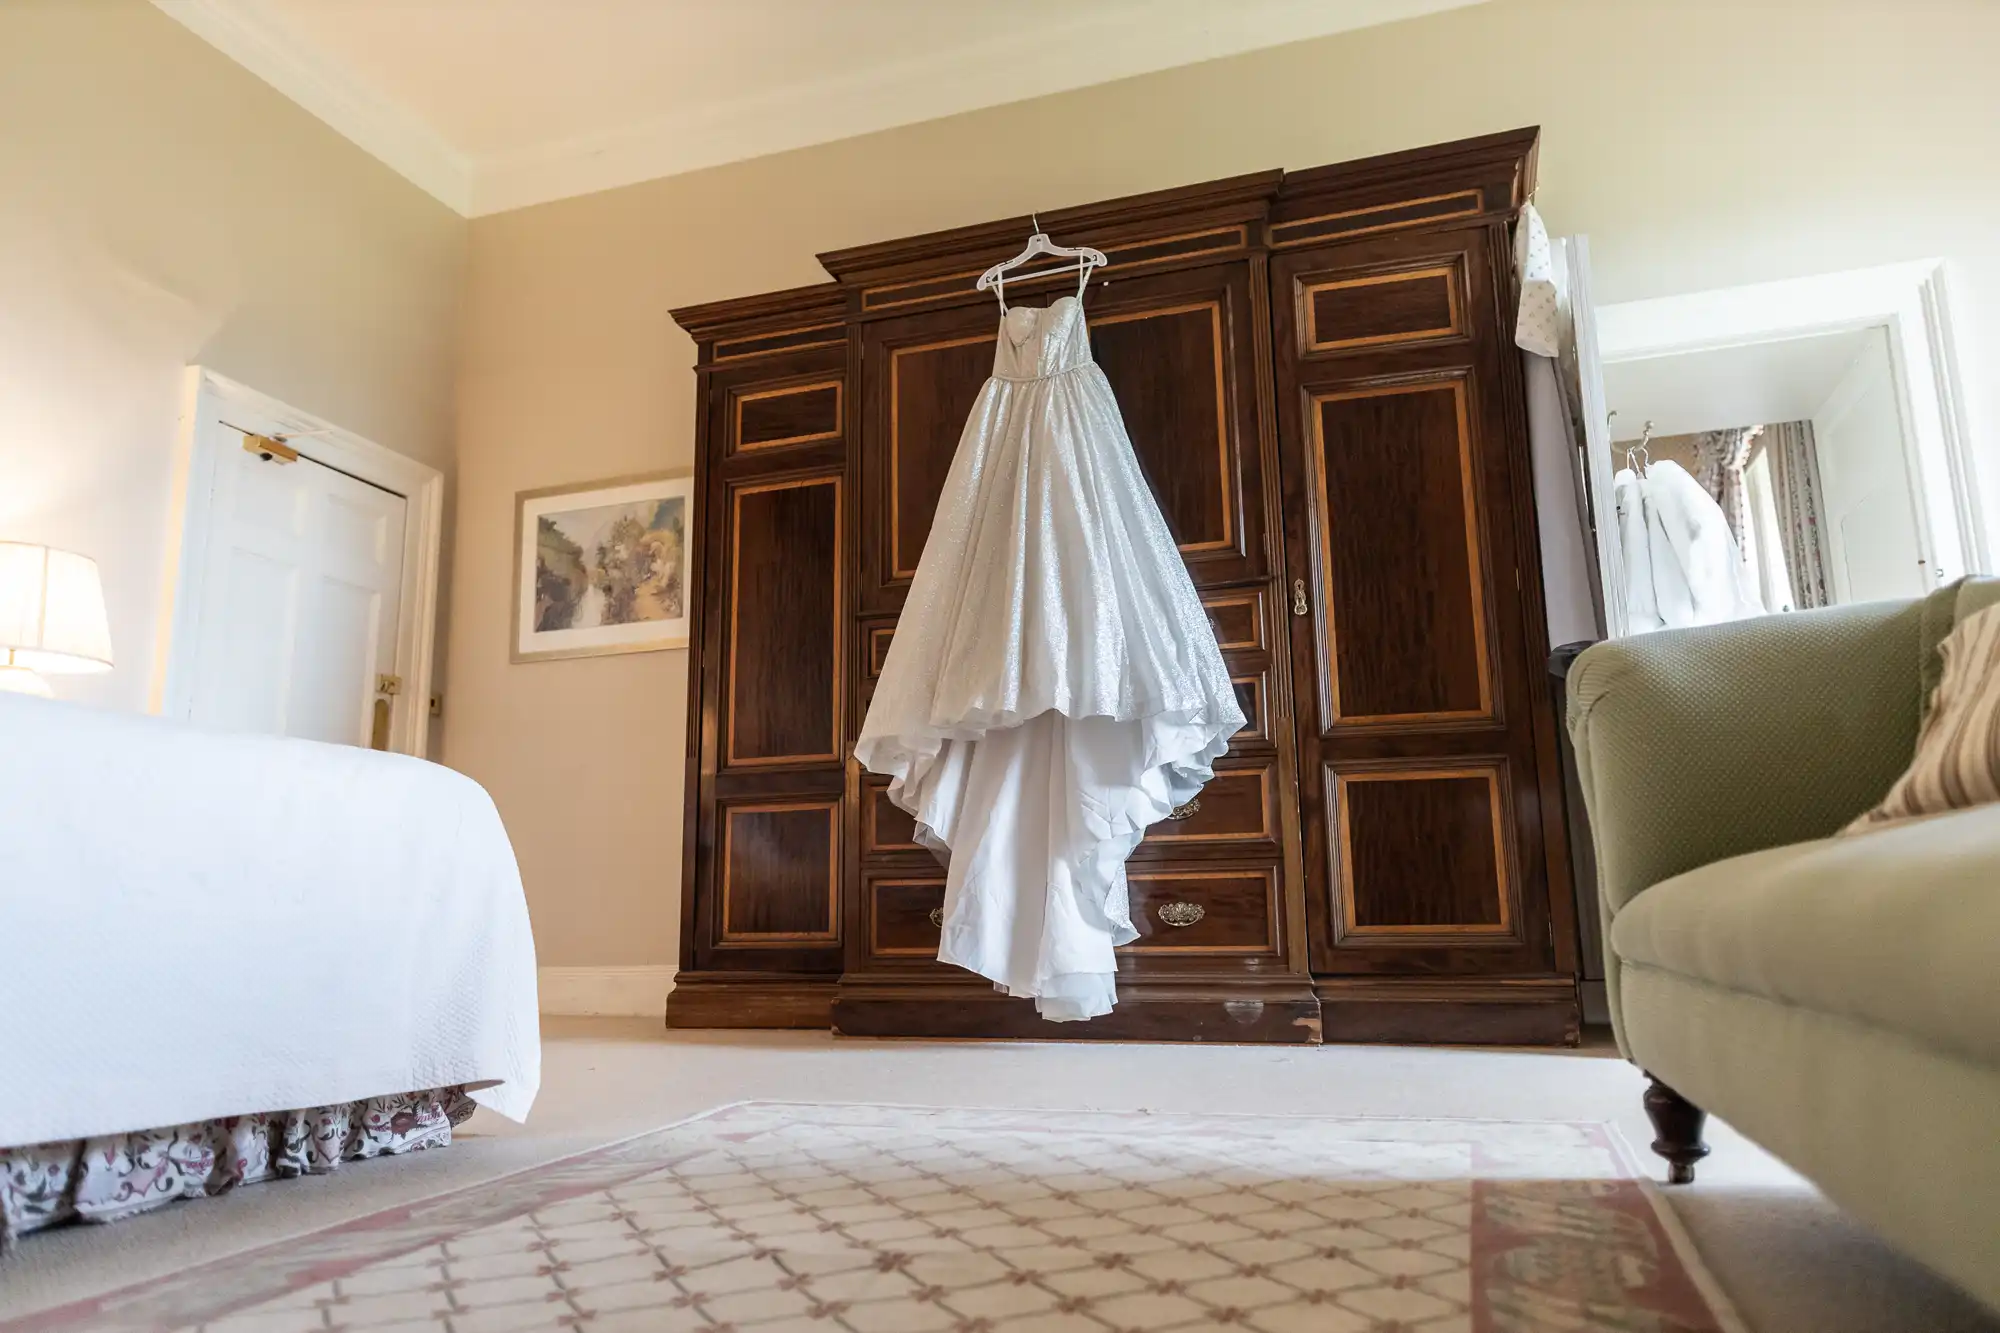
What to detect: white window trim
<box><xmin>149</xmin><ymin>366</ymin><xmax>446</xmax><ymax>756</ymax></box>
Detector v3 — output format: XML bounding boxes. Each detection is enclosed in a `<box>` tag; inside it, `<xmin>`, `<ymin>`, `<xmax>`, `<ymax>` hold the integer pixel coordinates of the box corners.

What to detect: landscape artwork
<box><xmin>513</xmin><ymin>471</ymin><xmax>693</xmax><ymax>661</ymax></box>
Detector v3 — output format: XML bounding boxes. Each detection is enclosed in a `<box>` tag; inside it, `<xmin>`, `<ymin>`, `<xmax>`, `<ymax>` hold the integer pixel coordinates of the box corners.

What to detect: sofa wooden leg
<box><xmin>1642</xmin><ymin>1076</ymin><xmax>1709</xmax><ymax>1185</ymax></box>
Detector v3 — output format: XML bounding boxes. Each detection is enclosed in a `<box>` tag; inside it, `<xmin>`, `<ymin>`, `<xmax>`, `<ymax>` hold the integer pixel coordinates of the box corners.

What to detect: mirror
<box><xmin>1583</xmin><ymin>262</ymin><xmax>1978</xmax><ymax>635</ymax></box>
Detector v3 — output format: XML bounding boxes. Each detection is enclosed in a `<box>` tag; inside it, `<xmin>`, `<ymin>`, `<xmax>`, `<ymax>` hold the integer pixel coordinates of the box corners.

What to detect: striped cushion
<box><xmin>1848</xmin><ymin>602</ymin><xmax>2000</xmax><ymax>832</ymax></box>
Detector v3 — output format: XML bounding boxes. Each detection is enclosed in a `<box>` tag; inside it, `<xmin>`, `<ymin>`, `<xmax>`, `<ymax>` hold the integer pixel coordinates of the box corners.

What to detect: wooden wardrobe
<box><xmin>667</xmin><ymin>128</ymin><xmax>1580</xmax><ymax>1045</ymax></box>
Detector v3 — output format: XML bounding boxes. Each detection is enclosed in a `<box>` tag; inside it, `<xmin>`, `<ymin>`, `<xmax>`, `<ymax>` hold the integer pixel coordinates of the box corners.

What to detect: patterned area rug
<box><xmin>9</xmin><ymin>1103</ymin><xmax>1745</xmax><ymax>1333</ymax></box>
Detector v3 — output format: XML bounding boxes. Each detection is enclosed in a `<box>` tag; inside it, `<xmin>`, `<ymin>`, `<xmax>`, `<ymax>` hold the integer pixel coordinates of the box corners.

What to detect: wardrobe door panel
<box><xmin>1328</xmin><ymin>762</ymin><xmax>1519</xmax><ymax>945</ymax></box>
<box><xmin>1273</xmin><ymin>224</ymin><xmax>1555</xmax><ymax>979</ymax></box>
<box><xmin>733</xmin><ymin>378</ymin><xmax>843</xmax><ymax>454</ymax></box>
<box><xmin>1092</xmin><ymin>302</ymin><xmax>1233</xmax><ymax>554</ymax></box>
<box><xmin>1311</xmin><ymin>378</ymin><xmax>1492</xmax><ymax>726</ymax></box>
<box><xmin>1302</xmin><ymin>266</ymin><xmax>1464</xmax><ymax>355</ymax></box>
<box><xmin>861</xmin><ymin>305</ymin><xmax>997</xmax><ymax>611</ymax></box>
<box><xmin>1088</xmin><ymin>263</ymin><xmax>1270</xmax><ymax>586</ymax></box>
<box><xmin>706</xmin><ymin>346</ymin><xmax>848</xmax><ymax>468</ymax></box>
<box><xmin>681</xmin><ymin>329</ymin><xmax>853</xmax><ymax>989</ymax></box>
<box><xmin>860</xmin><ymin>262</ymin><xmax>1272</xmax><ymax>614</ymax></box>
<box><xmin>723</xmin><ymin>474</ymin><xmax>842</xmax><ymax>768</ymax></box>
<box><xmin>717</xmin><ymin>799</ymin><xmax>841</xmax><ymax>944</ymax></box>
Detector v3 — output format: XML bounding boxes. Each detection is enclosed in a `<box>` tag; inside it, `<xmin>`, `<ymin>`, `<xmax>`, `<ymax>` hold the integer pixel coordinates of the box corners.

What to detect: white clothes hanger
<box><xmin>976</xmin><ymin>213</ymin><xmax>1107</xmax><ymax>311</ymax></box>
<box><xmin>1623</xmin><ymin>419</ymin><xmax>1655</xmax><ymax>475</ymax></box>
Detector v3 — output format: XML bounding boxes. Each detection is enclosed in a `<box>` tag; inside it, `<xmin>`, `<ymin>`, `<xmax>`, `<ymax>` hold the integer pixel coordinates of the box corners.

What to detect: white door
<box><xmin>187</xmin><ymin>440</ymin><xmax>407</xmax><ymax>746</ymax></box>
<box><xmin>1812</xmin><ymin>328</ymin><xmax>1931</xmax><ymax>603</ymax></box>
<box><xmin>1562</xmin><ymin>236</ymin><xmax>1625</xmax><ymax>637</ymax></box>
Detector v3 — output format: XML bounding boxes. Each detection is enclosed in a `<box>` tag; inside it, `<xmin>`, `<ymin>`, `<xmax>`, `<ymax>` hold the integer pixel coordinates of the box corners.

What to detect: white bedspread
<box><xmin>0</xmin><ymin>695</ymin><xmax>540</xmax><ymax>1147</ymax></box>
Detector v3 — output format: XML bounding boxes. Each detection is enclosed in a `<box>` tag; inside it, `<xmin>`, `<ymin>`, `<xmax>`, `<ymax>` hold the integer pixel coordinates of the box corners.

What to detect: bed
<box><xmin>0</xmin><ymin>693</ymin><xmax>540</xmax><ymax>1246</ymax></box>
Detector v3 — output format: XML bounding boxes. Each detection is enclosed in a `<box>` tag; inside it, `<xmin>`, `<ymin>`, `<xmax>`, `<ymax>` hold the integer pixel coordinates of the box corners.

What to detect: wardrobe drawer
<box><xmin>868</xmin><ymin>876</ymin><xmax>945</xmax><ymax>958</ymax></box>
<box><xmin>865</xmin><ymin>623</ymin><xmax>897</xmax><ymax>678</ymax></box>
<box><xmin>1122</xmin><ymin>865</ymin><xmax>1280</xmax><ymax>955</ymax></box>
<box><xmin>1202</xmin><ymin>587</ymin><xmax>1269</xmax><ymax>653</ymax></box>
<box><xmin>862</xmin><ymin>778</ymin><xmax>922</xmax><ymax>855</ymax></box>
<box><xmin>1230</xmin><ymin>672</ymin><xmax>1270</xmax><ymax>745</ymax></box>
<box><xmin>1140</xmin><ymin>762</ymin><xmax>1277</xmax><ymax>848</ymax></box>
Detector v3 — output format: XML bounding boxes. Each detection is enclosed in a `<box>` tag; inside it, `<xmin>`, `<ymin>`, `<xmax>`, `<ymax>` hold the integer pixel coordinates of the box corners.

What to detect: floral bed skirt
<box><xmin>0</xmin><ymin>1087</ymin><xmax>473</xmax><ymax>1250</ymax></box>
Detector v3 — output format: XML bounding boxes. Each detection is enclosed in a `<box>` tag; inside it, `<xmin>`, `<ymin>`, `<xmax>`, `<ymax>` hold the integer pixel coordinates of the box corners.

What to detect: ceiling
<box><xmin>1602</xmin><ymin>328</ymin><xmax>1877</xmax><ymax>441</ymax></box>
<box><xmin>156</xmin><ymin>0</ymin><xmax>1488</xmax><ymax>217</ymax></box>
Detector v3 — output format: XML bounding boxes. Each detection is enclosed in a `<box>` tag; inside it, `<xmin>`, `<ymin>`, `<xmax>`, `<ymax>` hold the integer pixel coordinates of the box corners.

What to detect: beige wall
<box><xmin>0</xmin><ymin>1</ymin><xmax>466</xmax><ymax>716</ymax></box>
<box><xmin>449</xmin><ymin>0</ymin><xmax>2000</xmax><ymax>969</ymax></box>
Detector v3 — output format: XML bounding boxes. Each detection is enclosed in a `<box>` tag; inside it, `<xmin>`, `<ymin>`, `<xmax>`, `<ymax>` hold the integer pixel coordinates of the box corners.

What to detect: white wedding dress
<box><xmin>854</xmin><ymin>284</ymin><xmax>1244</xmax><ymax>1021</ymax></box>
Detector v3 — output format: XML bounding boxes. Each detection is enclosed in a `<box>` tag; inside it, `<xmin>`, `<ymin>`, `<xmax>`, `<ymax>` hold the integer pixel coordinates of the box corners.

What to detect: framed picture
<box><xmin>512</xmin><ymin>470</ymin><xmax>693</xmax><ymax>662</ymax></box>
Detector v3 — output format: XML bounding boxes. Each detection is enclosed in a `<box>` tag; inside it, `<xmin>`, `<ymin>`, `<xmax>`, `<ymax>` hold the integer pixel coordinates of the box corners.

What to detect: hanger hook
<box><xmin>1030</xmin><ymin>211</ymin><xmax>1042</xmax><ymax>236</ymax></box>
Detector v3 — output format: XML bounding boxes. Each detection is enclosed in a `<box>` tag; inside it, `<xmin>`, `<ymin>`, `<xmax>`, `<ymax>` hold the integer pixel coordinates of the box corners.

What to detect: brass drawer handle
<box><xmin>928</xmin><ymin>907</ymin><xmax>943</xmax><ymax>929</ymax></box>
<box><xmin>1166</xmin><ymin>798</ymin><xmax>1201</xmax><ymax>821</ymax></box>
<box><xmin>1156</xmin><ymin>901</ymin><xmax>1205</xmax><ymax>928</ymax></box>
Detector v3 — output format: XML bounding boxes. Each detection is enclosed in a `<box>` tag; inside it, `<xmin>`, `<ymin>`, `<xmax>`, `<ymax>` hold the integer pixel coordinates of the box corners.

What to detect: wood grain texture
<box><xmin>1086</xmin><ymin>265</ymin><xmax>1269</xmax><ymax>586</ymax></box>
<box><xmin>734</xmin><ymin>379</ymin><xmax>843</xmax><ymax>451</ymax></box>
<box><xmin>1271</xmin><ymin>190</ymin><xmax>1483</xmax><ymax>249</ymax></box>
<box><xmin>725</xmin><ymin>475</ymin><xmax>842</xmax><ymax>766</ymax></box>
<box><xmin>1311</xmin><ymin>379</ymin><xmax>1492</xmax><ymax>725</ymax></box>
<box><xmin>887</xmin><ymin>332</ymin><xmax>994</xmax><ymax>580</ymax></box>
<box><xmin>832</xmin><ymin>977</ymin><xmax>1321</xmax><ymax>1043</ymax></box>
<box><xmin>819</xmin><ymin>170</ymin><xmax>1279</xmax><ymax>299</ymax></box>
<box><xmin>670</xmin><ymin>129</ymin><xmax>1575</xmax><ymax>1043</ymax></box>
<box><xmin>719</xmin><ymin>801</ymin><xmax>840</xmax><ymax>943</ymax></box>
<box><xmin>854</xmin><ymin>227</ymin><xmax>1250</xmax><ymax>314</ymax></box>
<box><xmin>868</xmin><ymin>877</ymin><xmax>947</xmax><ymax>957</ymax></box>
<box><xmin>1304</xmin><ymin>265</ymin><xmax>1462</xmax><ymax>353</ymax></box>
<box><xmin>1313</xmin><ymin>977</ymin><xmax>1578</xmax><ymax>1045</ymax></box>
<box><xmin>1202</xmin><ymin>589</ymin><xmax>1266</xmax><ymax>651</ymax></box>
<box><xmin>862</xmin><ymin>779</ymin><xmax>921</xmax><ymax>854</ymax></box>
<box><xmin>667</xmin><ymin>975</ymin><xmax>836</xmax><ymax>1029</ymax></box>
<box><xmin>1330</xmin><ymin>765</ymin><xmax>1515</xmax><ymax>940</ymax></box>
<box><xmin>1142</xmin><ymin>765</ymin><xmax>1274</xmax><ymax>846</ymax></box>
<box><xmin>1091</xmin><ymin>301</ymin><xmax>1234</xmax><ymax>551</ymax></box>
<box><xmin>678</xmin><ymin>293</ymin><xmax>853</xmax><ymax>988</ymax></box>
<box><xmin>671</xmin><ymin>282</ymin><xmax>846</xmax><ymax>366</ymax></box>
<box><xmin>1231</xmin><ymin>675</ymin><xmax>1269</xmax><ymax>745</ymax></box>
<box><xmin>866</xmin><ymin>625</ymin><xmax>896</xmax><ymax>678</ymax></box>
<box><xmin>1271</xmin><ymin>213</ymin><xmax>1565</xmax><ymax>997</ymax></box>
<box><xmin>1124</xmin><ymin>868</ymin><xmax>1279</xmax><ymax>955</ymax></box>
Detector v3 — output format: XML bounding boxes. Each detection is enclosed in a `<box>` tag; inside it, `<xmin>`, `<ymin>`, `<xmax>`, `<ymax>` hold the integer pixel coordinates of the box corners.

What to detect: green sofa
<box><xmin>1566</xmin><ymin>577</ymin><xmax>2000</xmax><ymax>1312</ymax></box>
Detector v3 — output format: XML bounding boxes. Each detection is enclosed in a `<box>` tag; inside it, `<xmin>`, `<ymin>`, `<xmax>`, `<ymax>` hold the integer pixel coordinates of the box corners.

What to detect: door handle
<box><xmin>1292</xmin><ymin>578</ymin><xmax>1308</xmax><ymax>617</ymax></box>
<box><xmin>370</xmin><ymin>674</ymin><xmax>403</xmax><ymax>751</ymax></box>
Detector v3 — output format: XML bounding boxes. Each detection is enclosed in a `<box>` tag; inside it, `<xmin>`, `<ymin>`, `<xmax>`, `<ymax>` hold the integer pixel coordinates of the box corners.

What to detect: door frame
<box><xmin>1592</xmin><ymin>260</ymin><xmax>1986</xmax><ymax>596</ymax></box>
<box><xmin>150</xmin><ymin>367</ymin><xmax>446</xmax><ymax>755</ymax></box>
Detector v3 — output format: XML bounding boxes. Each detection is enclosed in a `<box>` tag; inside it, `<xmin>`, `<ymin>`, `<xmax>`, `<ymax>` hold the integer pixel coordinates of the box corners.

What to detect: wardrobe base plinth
<box><xmin>831</xmin><ymin>978</ymin><xmax>1324</xmax><ymax>1044</ymax></box>
<box><xmin>1313</xmin><ymin>977</ymin><xmax>1581</xmax><ymax>1047</ymax></box>
<box><xmin>665</xmin><ymin>974</ymin><xmax>836</xmax><ymax>1030</ymax></box>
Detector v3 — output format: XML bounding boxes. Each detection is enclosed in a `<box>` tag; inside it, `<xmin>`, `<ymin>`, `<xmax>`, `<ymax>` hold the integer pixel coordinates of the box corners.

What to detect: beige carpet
<box><xmin>14</xmin><ymin>1104</ymin><xmax>1747</xmax><ymax>1332</ymax></box>
<box><xmin>2</xmin><ymin>1021</ymin><xmax>1994</xmax><ymax>1333</ymax></box>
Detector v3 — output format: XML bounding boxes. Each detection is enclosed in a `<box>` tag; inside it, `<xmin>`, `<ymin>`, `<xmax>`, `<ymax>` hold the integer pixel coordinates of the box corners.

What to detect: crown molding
<box><xmin>158</xmin><ymin>0</ymin><xmax>1489</xmax><ymax>220</ymax></box>
<box><xmin>468</xmin><ymin>0</ymin><xmax>1488</xmax><ymax>216</ymax></box>
<box><xmin>154</xmin><ymin>0</ymin><xmax>472</xmax><ymax>215</ymax></box>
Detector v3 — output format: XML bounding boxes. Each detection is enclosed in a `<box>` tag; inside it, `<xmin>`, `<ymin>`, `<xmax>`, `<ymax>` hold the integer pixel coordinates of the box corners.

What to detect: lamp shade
<box><xmin>0</xmin><ymin>542</ymin><xmax>113</xmax><ymax>674</ymax></box>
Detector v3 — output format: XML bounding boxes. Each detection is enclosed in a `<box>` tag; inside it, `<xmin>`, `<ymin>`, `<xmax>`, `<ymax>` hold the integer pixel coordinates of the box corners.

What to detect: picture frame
<box><xmin>511</xmin><ymin>469</ymin><xmax>694</xmax><ymax>663</ymax></box>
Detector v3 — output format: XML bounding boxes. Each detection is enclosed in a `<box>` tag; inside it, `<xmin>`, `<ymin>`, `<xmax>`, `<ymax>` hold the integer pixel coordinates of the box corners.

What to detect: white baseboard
<box><xmin>538</xmin><ymin>965</ymin><xmax>676</xmax><ymax>1017</ymax></box>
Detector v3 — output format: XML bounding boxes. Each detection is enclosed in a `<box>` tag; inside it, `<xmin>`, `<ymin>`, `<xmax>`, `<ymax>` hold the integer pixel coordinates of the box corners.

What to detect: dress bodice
<box><xmin>992</xmin><ymin>295</ymin><xmax>1093</xmax><ymax>380</ymax></box>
